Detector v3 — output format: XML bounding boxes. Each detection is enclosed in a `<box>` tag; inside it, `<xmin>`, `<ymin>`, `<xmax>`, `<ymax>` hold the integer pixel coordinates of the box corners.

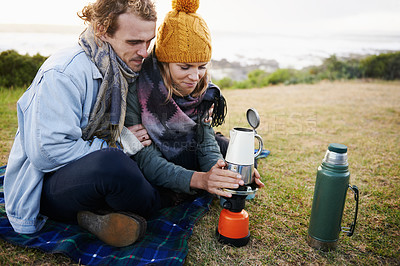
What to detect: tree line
<box><xmin>214</xmin><ymin>52</ymin><xmax>400</xmax><ymax>89</ymax></box>
<box><xmin>0</xmin><ymin>49</ymin><xmax>399</xmax><ymax>89</ymax></box>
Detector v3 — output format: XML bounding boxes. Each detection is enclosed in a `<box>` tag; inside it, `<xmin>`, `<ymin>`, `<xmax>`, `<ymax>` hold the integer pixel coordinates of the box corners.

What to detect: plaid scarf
<box><xmin>137</xmin><ymin>52</ymin><xmax>226</xmax><ymax>169</ymax></box>
<box><xmin>79</xmin><ymin>28</ymin><xmax>138</xmax><ymax>146</ymax></box>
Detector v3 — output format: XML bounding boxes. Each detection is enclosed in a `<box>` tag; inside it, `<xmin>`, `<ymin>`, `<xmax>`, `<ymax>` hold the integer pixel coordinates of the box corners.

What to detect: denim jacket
<box><xmin>4</xmin><ymin>45</ymin><xmax>109</xmax><ymax>234</ymax></box>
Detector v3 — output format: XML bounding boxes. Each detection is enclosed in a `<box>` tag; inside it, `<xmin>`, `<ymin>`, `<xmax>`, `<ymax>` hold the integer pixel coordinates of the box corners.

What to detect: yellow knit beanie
<box><xmin>155</xmin><ymin>0</ymin><xmax>212</xmax><ymax>63</ymax></box>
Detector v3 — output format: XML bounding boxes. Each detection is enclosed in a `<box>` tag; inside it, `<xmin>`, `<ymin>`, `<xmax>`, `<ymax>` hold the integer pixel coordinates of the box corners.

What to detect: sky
<box><xmin>1</xmin><ymin>0</ymin><xmax>399</xmax><ymax>69</ymax></box>
<box><xmin>1</xmin><ymin>0</ymin><xmax>400</xmax><ymax>35</ymax></box>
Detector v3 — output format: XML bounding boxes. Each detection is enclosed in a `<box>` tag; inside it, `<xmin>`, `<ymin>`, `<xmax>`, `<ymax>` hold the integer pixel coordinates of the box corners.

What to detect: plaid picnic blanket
<box><xmin>0</xmin><ymin>165</ymin><xmax>213</xmax><ymax>265</ymax></box>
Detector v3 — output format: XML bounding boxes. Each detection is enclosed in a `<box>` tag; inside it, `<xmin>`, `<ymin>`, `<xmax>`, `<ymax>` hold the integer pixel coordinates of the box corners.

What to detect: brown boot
<box><xmin>77</xmin><ymin>211</ymin><xmax>147</xmax><ymax>247</ymax></box>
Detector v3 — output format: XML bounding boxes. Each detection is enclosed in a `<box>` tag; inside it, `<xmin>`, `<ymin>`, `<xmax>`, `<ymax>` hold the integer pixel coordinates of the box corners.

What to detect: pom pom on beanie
<box><xmin>172</xmin><ymin>0</ymin><xmax>199</xmax><ymax>13</ymax></box>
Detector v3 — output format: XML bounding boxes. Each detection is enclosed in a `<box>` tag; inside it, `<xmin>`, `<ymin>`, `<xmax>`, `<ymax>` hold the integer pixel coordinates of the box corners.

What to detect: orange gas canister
<box><xmin>216</xmin><ymin>208</ymin><xmax>250</xmax><ymax>247</ymax></box>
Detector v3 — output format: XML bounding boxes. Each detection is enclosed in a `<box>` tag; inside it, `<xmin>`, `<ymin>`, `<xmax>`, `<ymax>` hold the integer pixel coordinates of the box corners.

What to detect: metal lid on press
<box><xmin>246</xmin><ymin>108</ymin><xmax>260</xmax><ymax>130</ymax></box>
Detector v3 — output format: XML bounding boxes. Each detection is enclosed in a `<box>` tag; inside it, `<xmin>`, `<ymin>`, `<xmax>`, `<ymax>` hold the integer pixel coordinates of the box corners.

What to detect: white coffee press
<box><xmin>225</xmin><ymin>108</ymin><xmax>263</xmax><ymax>185</ymax></box>
<box><xmin>217</xmin><ymin>108</ymin><xmax>264</xmax><ymax>247</ymax></box>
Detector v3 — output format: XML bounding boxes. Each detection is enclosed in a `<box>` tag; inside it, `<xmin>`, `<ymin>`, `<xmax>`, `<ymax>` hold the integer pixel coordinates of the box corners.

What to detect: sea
<box><xmin>1</xmin><ymin>25</ymin><xmax>399</xmax><ymax>70</ymax></box>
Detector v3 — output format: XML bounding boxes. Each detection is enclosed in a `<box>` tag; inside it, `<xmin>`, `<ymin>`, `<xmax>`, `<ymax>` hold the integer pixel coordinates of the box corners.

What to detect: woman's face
<box><xmin>168</xmin><ymin>62</ymin><xmax>209</xmax><ymax>96</ymax></box>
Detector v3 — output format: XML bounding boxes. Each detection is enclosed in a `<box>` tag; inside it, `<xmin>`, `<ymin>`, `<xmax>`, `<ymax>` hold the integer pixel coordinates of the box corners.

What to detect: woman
<box><xmin>125</xmin><ymin>0</ymin><xmax>264</xmax><ymax>206</ymax></box>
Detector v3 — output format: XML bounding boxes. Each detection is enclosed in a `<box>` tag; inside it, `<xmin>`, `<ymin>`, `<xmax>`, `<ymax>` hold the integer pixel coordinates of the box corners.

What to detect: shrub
<box><xmin>320</xmin><ymin>55</ymin><xmax>363</xmax><ymax>80</ymax></box>
<box><xmin>361</xmin><ymin>52</ymin><xmax>400</xmax><ymax>80</ymax></box>
<box><xmin>247</xmin><ymin>69</ymin><xmax>269</xmax><ymax>88</ymax></box>
<box><xmin>232</xmin><ymin>79</ymin><xmax>252</xmax><ymax>89</ymax></box>
<box><xmin>214</xmin><ymin>77</ymin><xmax>234</xmax><ymax>89</ymax></box>
<box><xmin>0</xmin><ymin>50</ymin><xmax>47</xmax><ymax>88</ymax></box>
<box><xmin>266</xmin><ymin>69</ymin><xmax>293</xmax><ymax>85</ymax></box>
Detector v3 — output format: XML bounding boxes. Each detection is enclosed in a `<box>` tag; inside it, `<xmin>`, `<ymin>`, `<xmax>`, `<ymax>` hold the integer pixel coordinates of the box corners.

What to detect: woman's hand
<box><xmin>253</xmin><ymin>168</ymin><xmax>265</xmax><ymax>188</ymax></box>
<box><xmin>127</xmin><ymin>124</ymin><xmax>152</xmax><ymax>147</ymax></box>
<box><xmin>190</xmin><ymin>159</ymin><xmax>244</xmax><ymax>198</ymax></box>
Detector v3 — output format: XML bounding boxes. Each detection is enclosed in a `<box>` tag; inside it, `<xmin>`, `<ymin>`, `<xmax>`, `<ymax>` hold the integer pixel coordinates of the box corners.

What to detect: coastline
<box><xmin>1</xmin><ymin>24</ymin><xmax>399</xmax><ymax>80</ymax></box>
<box><xmin>0</xmin><ymin>23</ymin><xmax>84</xmax><ymax>34</ymax></box>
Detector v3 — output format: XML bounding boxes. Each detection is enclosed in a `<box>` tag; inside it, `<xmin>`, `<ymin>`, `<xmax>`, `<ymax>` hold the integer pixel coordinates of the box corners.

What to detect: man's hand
<box><xmin>203</xmin><ymin>104</ymin><xmax>214</xmax><ymax>124</ymax></box>
<box><xmin>127</xmin><ymin>124</ymin><xmax>151</xmax><ymax>147</ymax></box>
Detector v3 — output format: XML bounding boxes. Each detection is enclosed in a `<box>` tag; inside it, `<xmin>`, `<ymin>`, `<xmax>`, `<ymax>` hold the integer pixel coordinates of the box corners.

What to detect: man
<box><xmin>4</xmin><ymin>0</ymin><xmax>158</xmax><ymax>247</ymax></box>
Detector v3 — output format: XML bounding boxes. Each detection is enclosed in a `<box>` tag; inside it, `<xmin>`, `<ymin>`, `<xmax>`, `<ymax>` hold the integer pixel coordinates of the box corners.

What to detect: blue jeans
<box><xmin>40</xmin><ymin>148</ymin><xmax>161</xmax><ymax>223</ymax></box>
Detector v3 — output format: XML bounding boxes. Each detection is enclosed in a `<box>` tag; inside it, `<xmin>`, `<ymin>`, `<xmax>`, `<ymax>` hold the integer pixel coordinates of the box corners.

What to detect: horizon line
<box><xmin>1</xmin><ymin>23</ymin><xmax>400</xmax><ymax>37</ymax></box>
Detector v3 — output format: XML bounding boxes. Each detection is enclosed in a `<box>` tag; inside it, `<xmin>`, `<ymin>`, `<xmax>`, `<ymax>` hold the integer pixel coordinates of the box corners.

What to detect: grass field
<box><xmin>1</xmin><ymin>80</ymin><xmax>399</xmax><ymax>265</ymax></box>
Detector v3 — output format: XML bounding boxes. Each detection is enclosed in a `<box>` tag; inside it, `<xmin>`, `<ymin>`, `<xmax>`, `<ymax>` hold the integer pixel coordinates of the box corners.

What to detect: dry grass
<box><xmin>1</xmin><ymin>80</ymin><xmax>399</xmax><ymax>264</ymax></box>
<box><xmin>187</xmin><ymin>80</ymin><xmax>400</xmax><ymax>265</ymax></box>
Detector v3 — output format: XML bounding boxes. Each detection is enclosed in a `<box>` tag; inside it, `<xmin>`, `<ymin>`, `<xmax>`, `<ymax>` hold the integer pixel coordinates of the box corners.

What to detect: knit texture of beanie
<box><xmin>155</xmin><ymin>0</ymin><xmax>212</xmax><ymax>63</ymax></box>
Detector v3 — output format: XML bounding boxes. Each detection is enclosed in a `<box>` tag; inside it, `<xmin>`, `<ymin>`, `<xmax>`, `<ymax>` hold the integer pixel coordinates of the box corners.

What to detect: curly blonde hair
<box><xmin>78</xmin><ymin>0</ymin><xmax>157</xmax><ymax>37</ymax></box>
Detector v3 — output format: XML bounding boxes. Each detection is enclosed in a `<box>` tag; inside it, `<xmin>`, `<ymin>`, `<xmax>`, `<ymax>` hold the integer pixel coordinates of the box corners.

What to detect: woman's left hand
<box><xmin>254</xmin><ymin>168</ymin><xmax>265</xmax><ymax>188</ymax></box>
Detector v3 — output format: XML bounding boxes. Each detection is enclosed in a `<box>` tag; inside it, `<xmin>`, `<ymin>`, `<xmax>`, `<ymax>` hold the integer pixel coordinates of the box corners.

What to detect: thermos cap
<box><xmin>324</xmin><ymin>143</ymin><xmax>348</xmax><ymax>165</ymax></box>
<box><xmin>328</xmin><ymin>143</ymin><xmax>348</xmax><ymax>154</ymax></box>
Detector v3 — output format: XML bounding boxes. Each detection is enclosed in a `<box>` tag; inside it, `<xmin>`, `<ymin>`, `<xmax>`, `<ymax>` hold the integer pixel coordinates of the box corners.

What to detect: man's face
<box><xmin>101</xmin><ymin>13</ymin><xmax>156</xmax><ymax>72</ymax></box>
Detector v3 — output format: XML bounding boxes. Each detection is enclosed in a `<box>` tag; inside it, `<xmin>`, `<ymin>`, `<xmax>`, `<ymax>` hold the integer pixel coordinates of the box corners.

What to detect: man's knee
<box><xmin>88</xmin><ymin>148</ymin><xmax>136</xmax><ymax>175</ymax></box>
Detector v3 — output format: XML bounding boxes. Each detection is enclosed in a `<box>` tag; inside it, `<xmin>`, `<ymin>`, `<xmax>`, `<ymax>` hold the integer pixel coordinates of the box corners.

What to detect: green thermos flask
<box><xmin>307</xmin><ymin>143</ymin><xmax>359</xmax><ymax>251</ymax></box>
